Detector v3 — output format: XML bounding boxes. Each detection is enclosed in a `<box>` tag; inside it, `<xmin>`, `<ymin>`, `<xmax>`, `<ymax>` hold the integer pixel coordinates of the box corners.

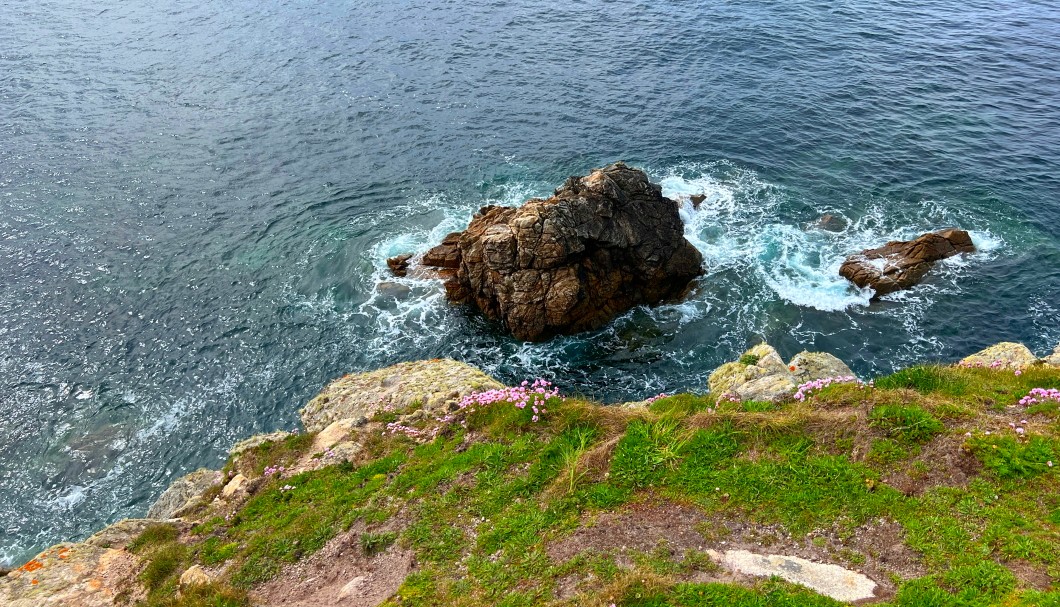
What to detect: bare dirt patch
<box><xmin>252</xmin><ymin>523</ymin><xmax>414</xmax><ymax>607</ymax></box>
<box><xmin>882</xmin><ymin>435</ymin><xmax>982</xmax><ymax>496</ymax></box>
<box><xmin>546</xmin><ymin>499</ymin><xmax>927</xmax><ymax>602</ymax></box>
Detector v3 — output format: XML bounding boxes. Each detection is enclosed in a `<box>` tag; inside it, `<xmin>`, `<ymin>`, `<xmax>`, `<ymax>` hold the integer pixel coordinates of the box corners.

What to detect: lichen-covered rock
<box><xmin>839</xmin><ymin>229</ymin><xmax>975</xmax><ymax>297</ymax></box>
<box><xmin>0</xmin><ymin>520</ymin><xmax>154</xmax><ymax>607</ymax></box>
<box><xmin>708</xmin><ymin>345</ymin><xmax>858</xmax><ymax>402</ymax></box>
<box><xmin>959</xmin><ymin>342</ymin><xmax>1037</xmax><ymax>370</ymax></box>
<box><xmin>708</xmin><ymin>344</ymin><xmax>797</xmax><ymax>402</ymax></box>
<box><xmin>147</xmin><ymin>469</ymin><xmax>222</xmax><ymax>520</ymax></box>
<box><xmin>230</xmin><ymin>431</ymin><xmax>293</xmax><ymax>456</ymax></box>
<box><xmin>1043</xmin><ymin>342</ymin><xmax>1060</xmax><ymax>368</ymax></box>
<box><xmin>421</xmin><ymin>162</ymin><xmax>704</xmax><ymax>341</ymax></box>
<box><xmin>300</xmin><ymin>359</ymin><xmax>504</xmax><ymax>432</ymax></box>
<box><xmin>787</xmin><ymin>351</ymin><xmax>854</xmax><ymax>383</ymax></box>
<box><xmin>178</xmin><ymin>565</ymin><xmax>212</xmax><ymax>587</ymax></box>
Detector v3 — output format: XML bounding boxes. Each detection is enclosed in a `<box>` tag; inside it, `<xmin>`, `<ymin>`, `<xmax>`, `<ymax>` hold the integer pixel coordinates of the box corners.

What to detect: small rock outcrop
<box><xmin>146</xmin><ymin>468</ymin><xmax>221</xmax><ymax>520</ymax></box>
<box><xmin>839</xmin><ymin>229</ymin><xmax>975</xmax><ymax>297</ymax></box>
<box><xmin>708</xmin><ymin>344</ymin><xmax>856</xmax><ymax>402</ymax></box>
<box><xmin>1045</xmin><ymin>342</ymin><xmax>1060</xmax><ymax>368</ymax></box>
<box><xmin>710</xmin><ymin>344</ymin><xmax>798</xmax><ymax>402</ymax></box>
<box><xmin>959</xmin><ymin>342</ymin><xmax>1038</xmax><ymax>370</ymax></box>
<box><xmin>299</xmin><ymin>359</ymin><xmax>504</xmax><ymax>432</ymax></box>
<box><xmin>787</xmin><ymin>351</ymin><xmax>854</xmax><ymax>383</ymax></box>
<box><xmin>420</xmin><ymin>162</ymin><xmax>704</xmax><ymax>341</ymax></box>
<box><xmin>385</xmin><ymin>254</ymin><xmax>412</xmax><ymax>277</ymax></box>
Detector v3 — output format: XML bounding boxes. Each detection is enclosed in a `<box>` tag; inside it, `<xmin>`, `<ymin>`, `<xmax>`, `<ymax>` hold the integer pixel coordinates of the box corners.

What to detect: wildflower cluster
<box><xmin>793</xmin><ymin>376</ymin><xmax>870</xmax><ymax>401</ymax></box>
<box><xmin>959</xmin><ymin>359</ymin><xmax>1024</xmax><ymax>375</ymax></box>
<box><xmin>645</xmin><ymin>393</ymin><xmax>669</xmax><ymax>405</ymax></box>
<box><xmin>456</xmin><ymin>379</ymin><xmax>563</xmax><ymax>423</ymax></box>
<box><xmin>385</xmin><ymin>422</ymin><xmax>441</xmax><ymax>440</ymax></box>
<box><xmin>263</xmin><ymin>465</ymin><xmax>286</xmax><ymax>477</ymax></box>
<box><xmin>1019</xmin><ymin>388</ymin><xmax>1060</xmax><ymax>407</ymax></box>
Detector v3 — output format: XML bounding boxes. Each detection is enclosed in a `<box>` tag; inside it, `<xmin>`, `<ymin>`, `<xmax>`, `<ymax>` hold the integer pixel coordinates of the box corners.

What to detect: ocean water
<box><xmin>2</xmin><ymin>0</ymin><xmax>1059</xmax><ymax>565</ymax></box>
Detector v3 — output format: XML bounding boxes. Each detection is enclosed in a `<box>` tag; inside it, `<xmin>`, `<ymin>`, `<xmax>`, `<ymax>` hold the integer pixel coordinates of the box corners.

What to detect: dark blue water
<box><xmin>2</xmin><ymin>0</ymin><xmax>1059</xmax><ymax>564</ymax></box>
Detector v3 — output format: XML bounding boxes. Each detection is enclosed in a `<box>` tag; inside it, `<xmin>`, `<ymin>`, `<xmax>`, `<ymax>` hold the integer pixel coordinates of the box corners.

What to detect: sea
<box><xmin>2</xmin><ymin>0</ymin><xmax>1059</xmax><ymax>565</ymax></box>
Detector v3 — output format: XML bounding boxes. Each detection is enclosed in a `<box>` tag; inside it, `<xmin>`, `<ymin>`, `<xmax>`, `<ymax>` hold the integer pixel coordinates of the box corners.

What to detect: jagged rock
<box><xmin>178</xmin><ymin>565</ymin><xmax>212</xmax><ymax>587</ymax></box>
<box><xmin>385</xmin><ymin>254</ymin><xmax>412</xmax><ymax>277</ymax></box>
<box><xmin>422</xmin><ymin>233</ymin><xmax>462</xmax><ymax>268</ymax></box>
<box><xmin>959</xmin><ymin>342</ymin><xmax>1037</xmax><ymax>370</ymax></box>
<box><xmin>299</xmin><ymin>359</ymin><xmax>504</xmax><ymax>432</ymax></box>
<box><xmin>708</xmin><ymin>549</ymin><xmax>877</xmax><ymax>602</ymax></box>
<box><xmin>690</xmin><ymin>193</ymin><xmax>706</xmax><ymax>208</ymax></box>
<box><xmin>708</xmin><ymin>344</ymin><xmax>797</xmax><ymax>402</ymax></box>
<box><xmin>421</xmin><ymin>162</ymin><xmax>704</xmax><ymax>341</ymax></box>
<box><xmin>788</xmin><ymin>351</ymin><xmax>854</xmax><ymax>383</ymax></box>
<box><xmin>0</xmin><ymin>520</ymin><xmax>154</xmax><ymax>607</ymax></box>
<box><xmin>147</xmin><ymin>469</ymin><xmax>222</xmax><ymax>520</ymax></box>
<box><xmin>839</xmin><ymin>229</ymin><xmax>975</xmax><ymax>297</ymax></box>
<box><xmin>1044</xmin><ymin>343</ymin><xmax>1060</xmax><ymax>367</ymax></box>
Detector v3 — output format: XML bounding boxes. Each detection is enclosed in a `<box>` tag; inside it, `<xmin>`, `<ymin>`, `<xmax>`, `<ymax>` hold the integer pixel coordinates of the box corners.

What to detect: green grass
<box><xmin>870</xmin><ymin>405</ymin><xmax>945</xmax><ymax>443</ymax></box>
<box><xmin>132</xmin><ymin>363</ymin><xmax>1060</xmax><ymax>607</ymax></box>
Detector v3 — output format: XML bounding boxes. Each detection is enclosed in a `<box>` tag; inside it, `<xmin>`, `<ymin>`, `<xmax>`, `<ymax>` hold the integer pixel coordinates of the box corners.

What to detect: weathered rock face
<box><xmin>839</xmin><ymin>229</ymin><xmax>975</xmax><ymax>297</ymax></box>
<box><xmin>299</xmin><ymin>359</ymin><xmax>504</xmax><ymax>432</ymax></box>
<box><xmin>708</xmin><ymin>344</ymin><xmax>856</xmax><ymax>402</ymax></box>
<box><xmin>146</xmin><ymin>468</ymin><xmax>222</xmax><ymax>520</ymax></box>
<box><xmin>421</xmin><ymin>162</ymin><xmax>704</xmax><ymax>341</ymax></box>
<box><xmin>959</xmin><ymin>342</ymin><xmax>1038</xmax><ymax>370</ymax></box>
<box><xmin>0</xmin><ymin>519</ymin><xmax>154</xmax><ymax>607</ymax></box>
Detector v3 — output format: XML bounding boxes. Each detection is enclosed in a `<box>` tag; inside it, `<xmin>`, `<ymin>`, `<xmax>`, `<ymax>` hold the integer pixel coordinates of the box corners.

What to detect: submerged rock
<box><xmin>709</xmin><ymin>344</ymin><xmax>856</xmax><ymax>402</ymax></box>
<box><xmin>839</xmin><ymin>228</ymin><xmax>975</xmax><ymax>297</ymax></box>
<box><xmin>420</xmin><ymin>162</ymin><xmax>704</xmax><ymax>341</ymax></box>
<box><xmin>959</xmin><ymin>342</ymin><xmax>1038</xmax><ymax>370</ymax></box>
<box><xmin>299</xmin><ymin>359</ymin><xmax>503</xmax><ymax>432</ymax></box>
<box><xmin>812</xmin><ymin>213</ymin><xmax>847</xmax><ymax>232</ymax></box>
<box><xmin>147</xmin><ymin>468</ymin><xmax>221</xmax><ymax>520</ymax></box>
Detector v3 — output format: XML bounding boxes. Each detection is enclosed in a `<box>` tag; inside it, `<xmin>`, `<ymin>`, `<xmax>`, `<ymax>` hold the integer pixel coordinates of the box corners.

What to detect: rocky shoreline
<box><xmin>3</xmin><ymin>339</ymin><xmax>1059</xmax><ymax>606</ymax></box>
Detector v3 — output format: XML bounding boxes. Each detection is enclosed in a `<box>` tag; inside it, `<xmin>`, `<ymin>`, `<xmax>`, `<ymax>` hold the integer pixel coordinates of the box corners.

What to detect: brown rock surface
<box><xmin>0</xmin><ymin>519</ymin><xmax>154</xmax><ymax>607</ymax></box>
<box><xmin>839</xmin><ymin>229</ymin><xmax>974</xmax><ymax>297</ymax></box>
<box><xmin>385</xmin><ymin>254</ymin><xmax>412</xmax><ymax>277</ymax></box>
<box><xmin>422</xmin><ymin>162</ymin><xmax>704</xmax><ymax>341</ymax></box>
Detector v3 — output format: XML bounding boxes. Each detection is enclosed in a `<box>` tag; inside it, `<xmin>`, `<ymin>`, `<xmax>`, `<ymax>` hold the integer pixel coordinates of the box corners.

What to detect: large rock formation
<box><xmin>839</xmin><ymin>229</ymin><xmax>975</xmax><ymax>297</ymax></box>
<box><xmin>420</xmin><ymin>162</ymin><xmax>704</xmax><ymax>341</ymax></box>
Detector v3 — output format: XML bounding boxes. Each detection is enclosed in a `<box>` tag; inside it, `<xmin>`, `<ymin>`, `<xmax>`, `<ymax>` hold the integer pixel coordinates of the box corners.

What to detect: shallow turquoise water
<box><xmin>1</xmin><ymin>0</ymin><xmax>1059</xmax><ymax>564</ymax></box>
